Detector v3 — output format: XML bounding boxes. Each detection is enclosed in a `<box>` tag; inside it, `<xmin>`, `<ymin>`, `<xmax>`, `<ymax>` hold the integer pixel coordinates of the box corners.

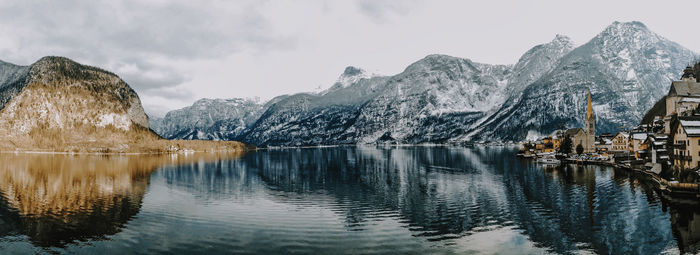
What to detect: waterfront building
<box><xmin>643</xmin><ymin>133</ymin><xmax>670</xmax><ymax>174</ymax></box>
<box><xmin>672</xmin><ymin>116</ymin><xmax>700</xmax><ymax>170</ymax></box>
<box><xmin>565</xmin><ymin>128</ymin><xmax>586</xmax><ymax>152</ymax></box>
<box><xmin>630</xmin><ymin>132</ymin><xmax>648</xmax><ymax>158</ymax></box>
<box><xmin>611</xmin><ymin>132</ymin><xmax>630</xmax><ymax>152</ymax></box>
<box><xmin>595</xmin><ymin>136</ymin><xmax>613</xmax><ymax>152</ymax></box>
<box><xmin>535</xmin><ymin>138</ymin><xmax>556</xmax><ymax>153</ymax></box>
<box><xmin>665</xmin><ymin>66</ymin><xmax>700</xmax><ymax>134</ymax></box>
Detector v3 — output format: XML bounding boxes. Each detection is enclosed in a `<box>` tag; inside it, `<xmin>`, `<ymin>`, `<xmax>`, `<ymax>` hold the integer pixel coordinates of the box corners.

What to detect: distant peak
<box><xmin>605</xmin><ymin>21</ymin><xmax>649</xmax><ymax>33</ymax></box>
<box><xmin>325</xmin><ymin>66</ymin><xmax>376</xmax><ymax>92</ymax></box>
<box><xmin>612</xmin><ymin>21</ymin><xmax>647</xmax><ymax>28</ymax></box>
<box><xmin>193</xmin><ymin>97</ymin><xmax>251</xmax><ymax>105</ymax></box>
<box><xmin>553</xmin><ymin>34</ymin><xmax>572</xmax><ymax>43</ymax></box>
<box><xmin>34</xmin><ymin>56</ymin><xmax>77</xmax><ymax>65</ymax></box>
<box><xmin>422</xmin><ymin>54</ymin><xmax>462</xmax><ymax>61</ymax></box>
<box><xmin>550</xmin><ymin>34</ymin><xmax>574</xmax><ymax>47</ymax></box>
<box><xmin>342</xmin><ymin>66</ymin><xmax>364</xmax><ymax>76</ymax></box>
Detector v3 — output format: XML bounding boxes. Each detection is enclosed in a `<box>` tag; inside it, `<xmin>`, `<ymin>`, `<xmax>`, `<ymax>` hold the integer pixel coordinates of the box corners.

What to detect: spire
<box><xmin>587</xmin><ymin>88</ymin><xmax>594</xmax><ymax>119</ymax></box>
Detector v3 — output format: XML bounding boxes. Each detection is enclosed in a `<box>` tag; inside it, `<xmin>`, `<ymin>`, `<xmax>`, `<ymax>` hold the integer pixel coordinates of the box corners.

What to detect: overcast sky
<box><xmin>1</xmin><ymin>0</ymin><xmax>700</xmax><ymax>117</ymax></box>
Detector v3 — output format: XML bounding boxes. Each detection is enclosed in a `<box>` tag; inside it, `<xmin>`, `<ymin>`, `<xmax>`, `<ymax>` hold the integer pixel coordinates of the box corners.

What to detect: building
<box><xmin>643</xmin><ymin>133</ymin><xmax>669</xmax><ymax>174</ymax></box>
<box><xmin>665</xmin><ymin>66</ymin><xmax>700</xmax><ymax>133</ymax></box>
<box><xmin>595</xmin><ymin>137</ymin><xmax>613</xmax><ymax>152</ymax></box>
<box><xmin>528</xmin><ymin>134</ymin><xmax>560</xmax><ymax>154</ymax></box>
<box><xmin>584</xmin><ymin>89</ymin><xmax>596</xmax><ymax>153</ymax></box>
<box><xmin>611</xmin><ymin>132</ymin><xmax>629</xmax><ymax>152</ymax></box>
<box><xmin>672</xmin><ymin>116</ymin><xmax>700</xmax><ymax>170</ymax></box>
<box><xmin>629</xmin><ymin>132</ymin><xmax>648</xmax><ymax>158</ymax></box>
<box><xmin>565</xmin><ymin>128</ymin><xmax>587</xmax><ymax>152</ymax></box>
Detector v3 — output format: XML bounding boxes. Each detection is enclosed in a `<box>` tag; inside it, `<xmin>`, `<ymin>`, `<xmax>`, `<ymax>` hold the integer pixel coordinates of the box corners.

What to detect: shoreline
<box><xmin>0</xmin><ymin>148</ymin><xmax>255</xmax><ymax>156</ymax></box>
<box><xmin>560</xmin><ymin>158</ymin><xmax>700</xmax><ymax>199</ymax></box>
<box><xmin>0</xmin><ymin>142</ymin><xmax>517</xmax><ymax>154</ymax></box>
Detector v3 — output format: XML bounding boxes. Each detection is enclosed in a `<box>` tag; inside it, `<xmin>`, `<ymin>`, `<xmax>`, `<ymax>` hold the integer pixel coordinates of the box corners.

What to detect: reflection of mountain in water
<box><xmin>132</xmin><ymin>146</ymin><xmax>700</xmax><ymax>254</ymax></box>
<box><xmin>163</xmin><ymin>146</ymin><xmax>688</xmax><ymax>254</ymax></box>
<box><xmin>0</xmin><ymin>152</ymin><xmax>243</xmax><ymax>248</ymax></box>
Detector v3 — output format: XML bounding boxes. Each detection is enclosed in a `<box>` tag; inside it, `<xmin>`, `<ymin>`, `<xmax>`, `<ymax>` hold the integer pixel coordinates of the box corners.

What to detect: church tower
<box><xmin>585</xmin><ymin>89</ymin><xmax>596</xmax><ymax>153</ymax></box>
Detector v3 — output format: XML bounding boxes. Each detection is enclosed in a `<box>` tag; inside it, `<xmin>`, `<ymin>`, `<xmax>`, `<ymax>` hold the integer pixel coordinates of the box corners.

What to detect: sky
<box><xmin>1</xmin><ymin>0</ymin><xmax>700</xmax><ymax>117</ymax></box>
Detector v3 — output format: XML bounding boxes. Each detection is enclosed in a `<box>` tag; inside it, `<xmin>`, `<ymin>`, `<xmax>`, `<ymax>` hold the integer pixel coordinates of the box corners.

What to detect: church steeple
<box><xmin>587</xmin><ymin>89</ymin><xmax>594</xmax><ymax>119</ymax></box>
<box><xmin>584</xmin><ymin>88</ymin><xmax>595</xmax><ymax>153</ymax></box>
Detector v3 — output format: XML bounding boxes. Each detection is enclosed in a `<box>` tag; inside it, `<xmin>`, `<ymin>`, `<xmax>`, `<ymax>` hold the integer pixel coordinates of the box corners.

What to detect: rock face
<box><xmin>0</xmin><ymin>56</ymin><xmax>152</xmax><ymax>149</ymax></box>
<box><xmin>152</xmin><ymin>98</ymin><xmax>264</xmax><ymax>140</ymax></box>
<box><xmin>155</xmin><ymin>21</ymin><xmax>699</xmax><ymax>146</ymax></box>
<box><xmin>478</xmin><ymin>21</ymin><xmax>697</xmax><ymax>141</ymax></box>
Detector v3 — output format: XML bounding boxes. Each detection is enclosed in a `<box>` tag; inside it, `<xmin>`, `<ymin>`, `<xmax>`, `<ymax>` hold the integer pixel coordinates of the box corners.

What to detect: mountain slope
<box><xmin>456</xmin><ymin>34</ymin><xmax>576</xmax><ymax>140</ymax></box>
<box><xmin>155</xmin><ymin>21</ymin><xmax>698</xmax><ymax>146</ymax></box>
<box><xmin>479</xmin><ymin>21</ymin><xmax>697</xmax><ymax>141</ymax></box>
<box><xmin>0</xmin><ymin>57</ymin><xmax>152</xmax><ymax>149</ymax></box>
<box><xmin>0</xmin><ymin>57</ymin><xmax>247</xmax><ymax>152</ymax></box>
<box><xmin>153</xmin><ymin>98</ymin><xmax>264</xmax><ymax>140</ymax></box>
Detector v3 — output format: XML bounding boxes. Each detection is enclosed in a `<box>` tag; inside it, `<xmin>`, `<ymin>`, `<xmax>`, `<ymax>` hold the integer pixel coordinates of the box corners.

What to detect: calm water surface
<box><xmin>1</xmin><ymin>146</ymin><xmax>699</xmax><ymax>254</ymax></box>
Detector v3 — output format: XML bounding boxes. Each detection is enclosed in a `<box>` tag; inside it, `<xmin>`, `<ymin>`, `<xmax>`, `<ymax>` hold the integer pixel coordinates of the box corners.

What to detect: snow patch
<box><xmin>525</xmin><ymin>130</ymin><xmax>543</xmax><ymax>141</ymax></box>
<box><xmin>97</xmin><ymin>113</ymin><xmax>131</xmax><ymax>131</ymax></box>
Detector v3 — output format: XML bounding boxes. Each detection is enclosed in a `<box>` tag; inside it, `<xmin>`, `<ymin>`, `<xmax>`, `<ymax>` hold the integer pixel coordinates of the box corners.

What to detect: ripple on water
<box><xmin>0</xmin><ymin>147</ymin><xmax>695</xmax><ymax>254</ymax></box>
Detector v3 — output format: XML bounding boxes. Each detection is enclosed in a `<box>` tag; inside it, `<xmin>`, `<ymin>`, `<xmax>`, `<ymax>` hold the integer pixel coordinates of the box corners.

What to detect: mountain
<box><xmin>0</xmin><ymin>57</ymin><xmax>245</xmax><ymax>152</ymax></box>
<box><xmin>455</xmin><ymin>34</ymin><xmax>575</xmax><ymax>140</ymax></box>
<box><xmin>239</xmin><ymin>36</ymin><xmax>575</xmax><ymax>146</ymax></box>
<box><xmin>0</xmin><ymin>56</ymin><xmax>149</xmax><ymax>135</ymax></box>
<box><xmin>322</xmin><ymin>66</ymin><xmax>377</xmax><ymax>94</ymax></box>
<box><xmin>477</xmin><ymin>21</ymin><xmax>697</xmax><ymax>141</ymax></box>
<box><xmin>153</xmin><ymin>98</ymin><xmax>265</xmax><ymax>140</ymax></box>
<box><xmin>154</xmin><ymin>21</ymin><xmax>698</xmax><ymax>146</ymax></box>
<box><xmin>240</xmin><ymin>54</ymin><xmax>513</xmax><ymax>146</ymax></box>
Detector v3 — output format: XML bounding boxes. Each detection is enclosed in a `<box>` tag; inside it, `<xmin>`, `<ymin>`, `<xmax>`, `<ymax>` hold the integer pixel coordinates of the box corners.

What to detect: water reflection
<box><xmin>0</xmin><ymin>152</ymin><xmax>243</xmax><ymax>248</ymax></box>
<box><xmin>154</xmin><ymin>146</ymin><xmax>700</xmax><ymax>254</ymax></box>
<box><xmin>2</xmin><ymin>147</ymin><xmax>700</xmax><ymax>254</ymax></box>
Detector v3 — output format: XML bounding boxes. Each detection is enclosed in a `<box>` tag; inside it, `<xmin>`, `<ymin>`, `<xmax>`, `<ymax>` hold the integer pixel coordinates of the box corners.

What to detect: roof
<box><xmin>614</xmin><ymin>132</ymin><xmax>629</xmax><ymax>139</ymax></box>
<box><xmin>669</xmin><ymin>80</ymin><xmax>700</xmax><ymax>97</ymax></box>
<box><xmin>565</xmin><ymin>128</ymin><xmax>584</xmax><ymax>136</ymax></box>
<box><xmin>631</xmin><ymin>133</ymin><xmax>647</xmax><ymax>141</ymax></box>
<box><xmin>679</xmin><ymin>116</ymin><xmax>700</xmax><ymax>137</ymax></box>
<box><xmin>680</xmin><ymin>97</ymin><xmax>700</xmax><ymax>103</ymax></box>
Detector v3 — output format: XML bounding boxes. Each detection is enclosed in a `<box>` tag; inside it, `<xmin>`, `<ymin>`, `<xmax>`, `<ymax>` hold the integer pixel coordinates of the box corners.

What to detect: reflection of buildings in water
<box><xmin>0</xmin><ymin>152</ymin><xmax>244</xmax><ymax>247</ymax></box>
<box><xmin>668</xmin><ymin>203</ymin><xmax>700</xmax><ymax>253</ymax></box>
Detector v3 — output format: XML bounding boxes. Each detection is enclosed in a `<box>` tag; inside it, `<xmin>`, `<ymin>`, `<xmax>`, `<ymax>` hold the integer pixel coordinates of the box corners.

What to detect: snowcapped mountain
<box><xmin>322</xmin><ymin>66</ymin><xmax>378</xmax><ymax>94</ymax></box>
<box><xmin>152</xmin><ymin>98</ymin><xmax>265</xmax><ymax>140</ymax></box>
<box><xmin>477</xmin><ymin>21</ymin><xmax>697</xmax><ymax>142</ymax></box>
<box><xmin>154</xmin><ymin>21</ymin><xmax>699</xmax><ymax>146</ymax></box>
<box><xmin>240</xmin><ymin>55</ymin><xmax>512</xmax><ymax>146</ymax></box>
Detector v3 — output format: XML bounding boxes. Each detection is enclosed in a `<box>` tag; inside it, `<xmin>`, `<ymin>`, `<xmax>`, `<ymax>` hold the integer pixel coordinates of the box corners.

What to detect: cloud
<box><xmin>0</xmin><ymin>0</ymin><xmax>297</xmax><ymax>102</ymax></box>
<box><xmin>355</xmin><ymin>0</ymin><xmax>421</xmax><ymax>23</ymax></box>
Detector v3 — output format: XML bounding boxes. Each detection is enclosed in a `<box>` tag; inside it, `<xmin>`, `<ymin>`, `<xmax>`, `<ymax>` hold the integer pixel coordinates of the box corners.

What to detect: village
<box><xmin>520</xmin><ymin>63</ymin><xmax>700</xmax><ymax>197</ymax></box>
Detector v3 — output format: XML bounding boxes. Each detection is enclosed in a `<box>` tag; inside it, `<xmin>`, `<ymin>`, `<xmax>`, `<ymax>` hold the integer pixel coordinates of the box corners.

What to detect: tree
<box><xmin>559</xmin><ymin>135</ymin><xmax>573</xmax><ymax>154</ymax></box>
<box><xmin>576</xmin><ymin>143</ymin><xmax>584</xmax><ymax>155</ymax></box>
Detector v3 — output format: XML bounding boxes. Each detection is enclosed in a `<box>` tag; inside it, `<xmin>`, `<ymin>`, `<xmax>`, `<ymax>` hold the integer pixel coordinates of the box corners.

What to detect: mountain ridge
<box><xmin>152</xmin><ymin>21</ymin><xmax>699</xmax><ymax>146</ymax></box>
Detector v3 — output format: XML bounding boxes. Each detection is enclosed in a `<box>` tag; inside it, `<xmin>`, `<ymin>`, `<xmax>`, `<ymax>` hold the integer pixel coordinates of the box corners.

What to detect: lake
<box><xmin>0</xmin><ymin>146</ymin><xmax>698</xmax><ymax>254</ymax></box>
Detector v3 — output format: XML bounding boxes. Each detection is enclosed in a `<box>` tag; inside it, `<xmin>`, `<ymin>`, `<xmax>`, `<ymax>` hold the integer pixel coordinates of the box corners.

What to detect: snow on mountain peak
<box><xmin>596</xmin><ymin>21</ymin><xmax>656</xmax><ymax>44</ymax></box>
<box><xmin>322</xmin><ymin>66</ymin><xmax>378</xmax><ymax>93</ymax></box>
<box><xmin>551</xmin><ymin>34</ymin><xmax>575</xmax><ymax>49</ymax></box>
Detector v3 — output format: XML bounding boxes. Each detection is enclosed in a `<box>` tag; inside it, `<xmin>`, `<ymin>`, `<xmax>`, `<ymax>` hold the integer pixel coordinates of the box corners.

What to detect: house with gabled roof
<box><xmin>672</xmin><ymin>115</ymin><xmax>700</xmax><ymax>170</ymax></box>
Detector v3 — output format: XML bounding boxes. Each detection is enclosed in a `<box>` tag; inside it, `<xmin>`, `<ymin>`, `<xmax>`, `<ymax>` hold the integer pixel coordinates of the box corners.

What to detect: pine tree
<box><xmin>559</xmin><ymin>135</ymin><xmax>573</xmax><ymax>154</ymax></box>
<box><xmin>576</xmin><ymin>143</ymin><xmax>584</xmax><ymax>155</ymax></box>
